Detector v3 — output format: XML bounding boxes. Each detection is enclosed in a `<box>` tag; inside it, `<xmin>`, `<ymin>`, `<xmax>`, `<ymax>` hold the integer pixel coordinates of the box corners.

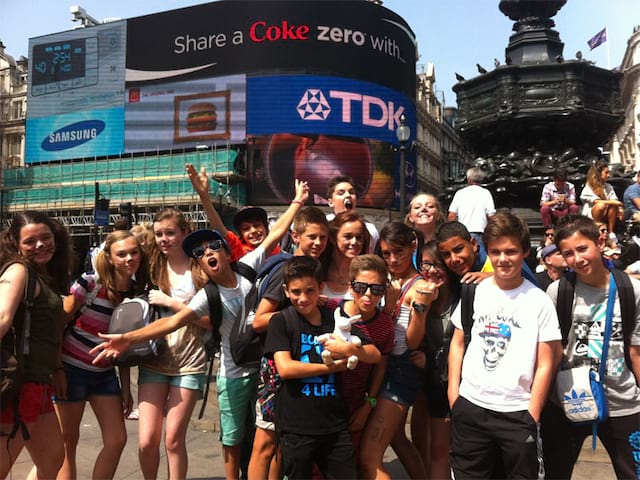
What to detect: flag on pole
<box><xmin>587</xmin><ymin>27</ymin><xmax>607</xmax><ymax>50</ymax></box>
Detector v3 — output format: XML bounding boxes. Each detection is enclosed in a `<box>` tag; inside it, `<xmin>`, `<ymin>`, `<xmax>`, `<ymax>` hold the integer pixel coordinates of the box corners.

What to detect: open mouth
<box><xmin>208</xmin><ymin>257</ymin><xmax>218</xmax><ymax>268</ymax></box>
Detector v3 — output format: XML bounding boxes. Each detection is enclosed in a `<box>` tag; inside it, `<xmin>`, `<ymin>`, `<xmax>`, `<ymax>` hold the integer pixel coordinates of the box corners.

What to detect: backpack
<box><xmin>107</xmin><ymin>293</ymin><xmax>166</xmax><ymax>366</ymax></box>
<box><xmin>230</xmin><ymin>252</ymin><xmax>293</xmax><ymax>369</ymax></box>
<box><xmin>257</xmin><ymin>306</ymin><xmax>300</xmax><ymax>424</ymax></box>
<box><xmin>198</xmin><ymin>261</ymin><xmax>257</xmax><ymax>419</ymax></box>
<box><xmin>557</xmin><ymin>269</ymin><xmax>636</xmax><ymax>371</ymax></box>
<box><xmin>460</xmin><ymin>282</ymin><xmax>477</xmax><ymax>350</ymax></box>
<box><xmin>0</xmin><ymin>262</ymin><xmax>36</xmax><ymax>442</ymax></box>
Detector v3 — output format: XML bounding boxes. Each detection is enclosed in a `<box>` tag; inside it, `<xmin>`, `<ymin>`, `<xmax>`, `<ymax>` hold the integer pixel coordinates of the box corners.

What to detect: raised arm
<box><xmin>259</xmin><ymin>179</ymin><xmax>310</xmax><ymax>254</ymax></box>
<box><xmin>186</xmin><ymin>163</ymin><xmax>228</xmax><ymax>235</ymax></box>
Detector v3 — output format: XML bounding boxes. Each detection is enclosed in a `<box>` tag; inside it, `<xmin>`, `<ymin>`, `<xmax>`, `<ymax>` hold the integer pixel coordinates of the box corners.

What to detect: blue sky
<box><xmin>2</xmin><ymin>0</ymin><xmax>638</xmax><ymax>106</ymax></box>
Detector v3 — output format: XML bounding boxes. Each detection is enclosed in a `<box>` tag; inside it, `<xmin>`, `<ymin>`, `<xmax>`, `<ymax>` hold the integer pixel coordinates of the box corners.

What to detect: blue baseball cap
<box><xmin>182</xmin><ymin>229</ymin><xmax>229</xmax><ymax>258</ymax></box>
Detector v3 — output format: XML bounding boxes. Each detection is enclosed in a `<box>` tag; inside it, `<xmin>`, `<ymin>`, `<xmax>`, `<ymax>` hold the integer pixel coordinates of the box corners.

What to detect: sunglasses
<box><xmin>350</xmin><ymin>281</ymin><xmax>386</xmax><ymax>296</ymax></box>
<box><xmin>544</xmin><ymin>232</ymin><xmax>554</xmax><ymax>238</ymax></box>
<box><xmin>192</xmin><ymin>239</ymin><xmax>225</xmax><ymax>259</ymax></box>
<box><xmin>599</xmin><ymin>228</ymin><xmax>608</xmax><ymax>234</ymax></box>
<box><xmin>421</xmin><ymin>261</ymin><xmax>442</xmax><ymax>272</ymax></box>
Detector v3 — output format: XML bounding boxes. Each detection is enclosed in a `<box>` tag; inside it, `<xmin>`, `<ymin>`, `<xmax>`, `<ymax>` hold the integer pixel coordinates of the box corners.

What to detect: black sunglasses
<box><xmin>192</xmin><ymin>239</ymin><xmax>225</xmax><ymax>259</ymax></box>
<box><xmin>421</xmin><ymin>261</ymin><xmax>442</xmax><ymax>271</ymax></box>
<box><xmin>544</xmin><ymin>232</ymin><xmax>554</xmax><ymax>238</ymax></box>
<box><xmin>350</xmin><ymin>281</ymin><xmax>386</xmax><ymax>296</ymax></box>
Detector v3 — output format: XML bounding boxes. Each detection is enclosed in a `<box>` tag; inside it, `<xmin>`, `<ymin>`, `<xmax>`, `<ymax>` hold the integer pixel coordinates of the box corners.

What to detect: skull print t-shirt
<box><xmin>451</xmin><ymin>278</ymin><xmax>561</xmax><ymax>412</ymax></box>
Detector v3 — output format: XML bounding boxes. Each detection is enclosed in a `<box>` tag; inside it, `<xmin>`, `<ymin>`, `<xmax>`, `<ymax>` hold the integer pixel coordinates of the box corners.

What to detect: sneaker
<box><xmin>127</xmin><ymin>408</ymin><xmax>139</xmax><ymax>420</ymax></box>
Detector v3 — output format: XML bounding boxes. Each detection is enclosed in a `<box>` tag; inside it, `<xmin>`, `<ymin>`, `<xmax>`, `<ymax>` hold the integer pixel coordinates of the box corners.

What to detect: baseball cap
<box><xmin>233</xmin><ymin>206</ymin><xmax>268</xmax><ymax>232</ymax></box>
<box><xmin>182</xmin><ymin>229</ymin><xmax>229</xmax><ymax>258</ymax></box>
<box><xmin>540</xmin><ymin>244</ymin><xmax>558</xmax><ymax>259</ymax></box>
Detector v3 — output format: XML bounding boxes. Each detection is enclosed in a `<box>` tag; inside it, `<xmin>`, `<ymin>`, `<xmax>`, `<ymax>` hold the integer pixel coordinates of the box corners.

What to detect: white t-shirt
<box><xmin>580</xmin><ymin>182</ymin><xmax>618</xmax><ymax>218</ymax></box>
<box><xmin>448</xmin><ymin>185</ymin><xmax>496</xmax><ymax>233</ymax></box>
<box><xmin>451</xmin><ymin>278</ymin><xmax>561</xmax><ymax>412</ymax></box>
<box><xmin>187</xmin><ymin>246</ymin><xmax>265</xmax><ymax>378</ymax></box>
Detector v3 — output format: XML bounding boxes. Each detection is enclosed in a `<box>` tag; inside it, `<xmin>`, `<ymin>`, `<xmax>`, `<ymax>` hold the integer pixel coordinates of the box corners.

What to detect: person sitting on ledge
<box><xmin>539</xmin><ymin>168</ymin><xmax>579</xmax><ymax>229</ymax></box>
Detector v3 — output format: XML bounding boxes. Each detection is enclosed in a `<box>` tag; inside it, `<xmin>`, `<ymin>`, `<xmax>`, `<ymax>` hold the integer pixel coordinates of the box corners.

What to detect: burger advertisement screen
<box><xmin>25</xmin><ymin>0</ymin><xmax>417</xmax><ymax>208</ymax></box>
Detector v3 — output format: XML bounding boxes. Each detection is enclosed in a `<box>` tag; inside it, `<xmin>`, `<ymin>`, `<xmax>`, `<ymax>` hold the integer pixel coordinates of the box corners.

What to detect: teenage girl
<box><xmin>137</xmin><ymin>208</ymin><xmax>209</xmax><ymax>479</ymax></box>
<box><xmin>56</xmin><ymin>230</ymin><xmax>149</xmax><ymax>479</ymax></box>
<box><xmin>359</xmin><ymin>222</ymin><xmax>437</xmax><ymax>479</ymax></box>
<box><xmin>0</xmin><ymin>212</ymin><xmax>72</xmax><ymax>478</ymax></box>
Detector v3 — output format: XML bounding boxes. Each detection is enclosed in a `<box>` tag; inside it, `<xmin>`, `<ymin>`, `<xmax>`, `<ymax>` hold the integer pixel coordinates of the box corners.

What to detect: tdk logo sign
<box><xmin>297</xmin><ymin>88</ymin><xmax>405</xmax><ymax>130</ymax></box>
<box><xmin>41</xmin><ymin>120</ymin><xmax>105</xmax><ymax>151</ymax></box>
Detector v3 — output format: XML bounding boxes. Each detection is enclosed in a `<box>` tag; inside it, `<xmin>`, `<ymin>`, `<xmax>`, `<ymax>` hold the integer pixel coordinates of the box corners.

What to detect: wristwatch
<box><xmin>366</xmin><ymin>396</ymin><xmax>377</xmax><ymax>408</ymax></box>
<box><xmin>412</xmin><ymin>302</ymin><xmax>428</xmax><ymax>313</ymax></box>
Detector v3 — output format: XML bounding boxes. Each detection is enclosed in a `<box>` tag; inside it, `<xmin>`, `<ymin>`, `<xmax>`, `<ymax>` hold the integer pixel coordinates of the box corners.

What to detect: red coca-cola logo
<box><xmin>249</xmin><ymin>20</ymin><xmax>310</xmax><ymax>43</ymax></box>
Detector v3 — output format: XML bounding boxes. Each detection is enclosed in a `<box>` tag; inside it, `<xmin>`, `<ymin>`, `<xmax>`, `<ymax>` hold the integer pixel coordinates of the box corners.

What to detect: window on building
<box><xmin>12</xmin><ymin>101</ymin><xmax>23</xmax><ymax>120</ymax></box>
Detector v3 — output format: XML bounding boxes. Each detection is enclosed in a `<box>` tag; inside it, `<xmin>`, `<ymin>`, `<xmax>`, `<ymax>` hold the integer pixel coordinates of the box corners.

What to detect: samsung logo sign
<box><xmin>41</xmin><ymin>120</ymin><xmax>105</xmax><ymax>151</ymax></box>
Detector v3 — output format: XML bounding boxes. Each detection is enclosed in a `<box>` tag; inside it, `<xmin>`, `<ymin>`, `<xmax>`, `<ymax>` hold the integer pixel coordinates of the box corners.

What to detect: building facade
<box><xmin>609</xmin><ymin>25</ymin><xmax>640</xmax><ymax>172</ymax></box>
<box><xmin>415</xmin><ymin>65</ymin><xmax>443</xmax><ymax>193</ymax></box>
<box><xmin>0</xmin><ymin>41</ymin><xmax>27</xmax><ymax>170</ymax></box>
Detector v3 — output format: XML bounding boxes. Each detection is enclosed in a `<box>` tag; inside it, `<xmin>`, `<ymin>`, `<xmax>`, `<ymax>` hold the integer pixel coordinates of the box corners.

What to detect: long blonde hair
<box><xmin>148</xmin><ymin>208</ymin><xmax>207</xmax><ymax>293</ymax></box>
<box><xmin>586</xmin><ymin>159</ymin><xmax>608</xmax><ymax>199</ymax></box>
<box><xmin>95</xmin><ymin>230</ymin><xmax>149</xmax><ymax>304</ymax></box>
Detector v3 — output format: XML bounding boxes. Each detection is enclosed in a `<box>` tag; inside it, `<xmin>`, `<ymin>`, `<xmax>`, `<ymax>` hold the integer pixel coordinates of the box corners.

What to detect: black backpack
<box><xmin>557</xmin><ymin>269</ymin><xmax>636</xmax><ymax>371</ymax></box>
<box><xmin>198</xmin><ymin>262</ymin><xmax>257</xmax><ymax>419</ymax></box>
<box><xmin>0</xmin><ymin>263</ymin><xmax>36</xmax><ymax>442</ymax></box>
<box><xmin>460</xmin><ymin>282</ymin><xmax>477</xmax><ymax>350</ymax></box>
<box><xmin>229</xmin><ymin>252</ymin><xmax>292</xmax><ymax>369</ymax></box>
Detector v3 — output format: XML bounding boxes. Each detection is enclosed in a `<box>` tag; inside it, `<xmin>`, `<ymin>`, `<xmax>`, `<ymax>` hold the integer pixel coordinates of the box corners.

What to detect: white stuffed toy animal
<box><xmin>318</xmin><ymin>310</ymin><xmax>362</xmax><ymax>370</ymax></box>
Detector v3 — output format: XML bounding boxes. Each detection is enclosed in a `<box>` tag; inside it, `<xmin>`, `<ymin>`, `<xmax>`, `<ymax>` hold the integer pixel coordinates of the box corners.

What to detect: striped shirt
<box><xmin>62</xmin><ymin>273</ymin><xmax>121</xmax><ymax>372</ymax></box>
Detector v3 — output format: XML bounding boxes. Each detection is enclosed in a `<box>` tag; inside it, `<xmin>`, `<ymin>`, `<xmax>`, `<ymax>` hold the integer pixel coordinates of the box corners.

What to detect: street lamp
<box><xmin>396</xmin><ymin>113</ymin><xmax>411</xmax><ymax>217</ymax></box>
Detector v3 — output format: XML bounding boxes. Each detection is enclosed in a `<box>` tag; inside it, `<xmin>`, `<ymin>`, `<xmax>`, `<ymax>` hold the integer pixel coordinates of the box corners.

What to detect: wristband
<box><xmin>291</xmin><ymin>200</ymin><xmax>304</xmax><ymax>206</ymax></box>
<box><xmin>366</xmin><ymin>397</ymin><xmax>377</xmax><ymax>408</ymax></box>
<box><xmin>412</xmin><ymin>302</ymin><xmax>428</xmax><ymax>313</ymax></box>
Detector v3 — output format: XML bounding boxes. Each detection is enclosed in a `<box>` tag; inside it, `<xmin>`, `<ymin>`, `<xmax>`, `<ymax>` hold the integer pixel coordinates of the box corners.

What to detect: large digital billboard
<box><xmin>25</xmin><ymin>0</ymin><xmax>417</xmax><ymax>207</ymax></box>
<box><xmin>26</xmin><ymin>22</ymin><xmax>126</xmax><ymax>161</ymax></box>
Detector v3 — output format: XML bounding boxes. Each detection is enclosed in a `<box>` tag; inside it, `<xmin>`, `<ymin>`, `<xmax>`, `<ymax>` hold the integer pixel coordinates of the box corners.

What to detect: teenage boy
<box><xmin>264</xmin><ymin>256</ymin><xmax>380</xmax><ymax>479</ymax></box>
<box><xmin>187</xmin><ymin>163</ymin><xmax>284</xmax><ymax>259</ymax></box>
<box><xmin>542</xmin><ymin>215</ymin><xmax>640</xmax><ymax>479</ymax></box>
<box><xmin>247</xmin><ymin>206</ymin><xmax>329</xmax><ymax>480</ymax></box>
<box><xmin>91</xmin><ymin>180</ymin><xmax>309</xmax><ymax>480</ymax></box>
<box><xmin>447</xmin><ymin>212</ymin><xmax>562</xmax><ymax>479</ymax></box>
<box><xmin>435</xmin><ymin>220</ymin><xmax>492</xmax><ymax>284</ymax></box>
<box><xmin>326</xmin><ymin>175</ymin><xmax>379</xmax><ymax>253</ymax></box>
<box><xmin>436</xmin><ymin>220</ymin><xmax>540</xmax><ymax>287</ymax></box>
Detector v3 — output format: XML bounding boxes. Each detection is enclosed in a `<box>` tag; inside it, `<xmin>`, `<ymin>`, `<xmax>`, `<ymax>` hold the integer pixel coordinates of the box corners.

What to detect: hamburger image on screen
<box><xmin>186</xmin><ymin>102</ymin><xmax>218</xmax><ymax>132</ymax></box>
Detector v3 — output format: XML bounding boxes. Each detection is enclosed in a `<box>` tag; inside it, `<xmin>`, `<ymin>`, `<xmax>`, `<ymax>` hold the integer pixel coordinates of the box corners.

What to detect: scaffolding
<box><xmin>0</xmin><ymin>145</ymin><xmax>247</xmax><ymax>233</ymax></box>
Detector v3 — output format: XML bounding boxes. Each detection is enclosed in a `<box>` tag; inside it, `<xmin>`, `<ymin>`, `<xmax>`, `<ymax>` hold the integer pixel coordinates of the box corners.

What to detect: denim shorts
<box><xmin>216</xmin><ymin>373</ymin><xmax>257</xmax><ymax>446</ymax></box>
<box><xmin>379</xmin><ymin>350</ymin><xmax>424</xmax><ymax>407</ymax></box>
<box><xmin>54</xmin><ymin>362</ymin><xmax>121</xmax><ymax>402</ymax></box>
<box><xmin>138</xmin><ymin>366</ymin><xmax>205</xmax><ymax>392</ymax></box>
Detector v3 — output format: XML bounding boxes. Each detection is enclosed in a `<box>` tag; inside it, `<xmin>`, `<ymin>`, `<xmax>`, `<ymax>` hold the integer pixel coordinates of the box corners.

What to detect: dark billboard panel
<box><xmin>124</xmin><ymin>74</ymin><xmax>246</xmax><ymax>152</ymax></box>
<box><xmin>125</xmin><ymin>0</ymin><xmax>415</xmax><ymax>96</ymax></box>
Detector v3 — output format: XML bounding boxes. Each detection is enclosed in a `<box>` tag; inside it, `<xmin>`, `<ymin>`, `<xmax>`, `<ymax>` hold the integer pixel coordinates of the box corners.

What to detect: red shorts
<box><xmin>0</xmin><ymin>383</ymin><xmax>55</xmax><ymax>425</ymax></box>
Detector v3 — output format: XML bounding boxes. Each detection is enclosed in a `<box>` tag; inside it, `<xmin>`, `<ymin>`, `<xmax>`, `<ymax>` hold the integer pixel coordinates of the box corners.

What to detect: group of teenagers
<box><xmin>1</xmin><ymin>165</ymin><xmax>639</xmax><ymax>480</ymax></box>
